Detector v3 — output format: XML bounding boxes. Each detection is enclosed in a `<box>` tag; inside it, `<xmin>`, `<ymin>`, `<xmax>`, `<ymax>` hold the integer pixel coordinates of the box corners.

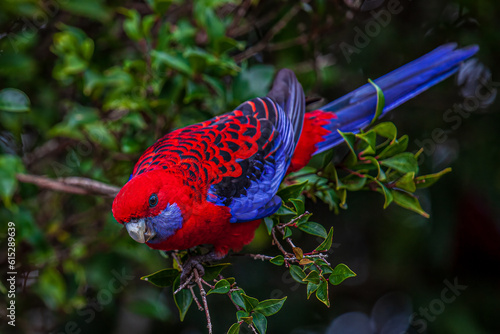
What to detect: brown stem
<box><xmin>16</xmin><ymin>173</ymin><xmax>120</xmax><ymax>197</ymax></box>
<box><xmin>189</xmin><ymin>285</ymin><xmax>204</xmax><ymax>311</ymax></box>
<box><xmin>194</xmin><ymin>268</ymin><xmax>212</xmax><ymax>334</ymax></box>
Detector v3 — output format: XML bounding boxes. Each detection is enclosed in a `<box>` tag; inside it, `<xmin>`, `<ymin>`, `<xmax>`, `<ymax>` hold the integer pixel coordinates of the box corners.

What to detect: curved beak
<box><xmin>125</xmin><ymin>219</ymin><xmax>156</xmax><ymax>243</ymax></box>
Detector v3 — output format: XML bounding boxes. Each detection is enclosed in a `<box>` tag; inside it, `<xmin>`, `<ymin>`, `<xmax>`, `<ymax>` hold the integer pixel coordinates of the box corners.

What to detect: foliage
<box><xmin>0</xmin><ymin>0</ymin><xmax>493</xmax><ymax>334</ymax></box>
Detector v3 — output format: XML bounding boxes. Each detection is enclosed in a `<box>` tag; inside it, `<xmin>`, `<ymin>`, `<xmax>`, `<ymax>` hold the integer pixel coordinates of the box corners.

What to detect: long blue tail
<box><xmin>315</xmin><ymin>43</ymin><xmax>479</xmax><ymax>154</ymax></box>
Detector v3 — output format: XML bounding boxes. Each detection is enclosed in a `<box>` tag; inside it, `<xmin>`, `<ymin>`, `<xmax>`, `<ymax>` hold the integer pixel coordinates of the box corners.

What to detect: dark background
<box><xmin>1</xmin><ymin>0</ymin><xmax>499</xmax><ymax>333</ymax></box>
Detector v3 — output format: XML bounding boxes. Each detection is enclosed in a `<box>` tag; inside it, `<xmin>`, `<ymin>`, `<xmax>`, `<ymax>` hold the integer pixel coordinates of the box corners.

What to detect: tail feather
<box><xmin>314</xmin><ymin>43</ymin><xmax>479</xmax><ymax>154</ymax></box>
<box><xmin>267</xmin><ymin>69</ymin><xmax>306</xmax><ymax>146</ymax></box>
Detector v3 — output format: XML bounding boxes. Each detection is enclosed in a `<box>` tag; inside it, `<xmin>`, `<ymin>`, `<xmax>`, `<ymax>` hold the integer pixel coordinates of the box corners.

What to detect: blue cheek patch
<box><xmin>147</xmin><ymin>203</ymin><xmax>183</xmax><ymax>243</ymax></box>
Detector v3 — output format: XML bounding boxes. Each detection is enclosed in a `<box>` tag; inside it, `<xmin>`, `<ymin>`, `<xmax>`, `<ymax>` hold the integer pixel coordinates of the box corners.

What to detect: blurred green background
<box><xmin>1</xmin><ymin>0</ymin><xmax>499</xmax><ymax>333</ymax></box>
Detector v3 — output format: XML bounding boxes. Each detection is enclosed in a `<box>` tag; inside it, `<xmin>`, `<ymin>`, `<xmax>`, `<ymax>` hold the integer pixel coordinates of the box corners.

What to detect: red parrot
<box><xmin>112</xmin><ymin>44</ymin><xmax>477</xmax><ymax>270</ymax></box>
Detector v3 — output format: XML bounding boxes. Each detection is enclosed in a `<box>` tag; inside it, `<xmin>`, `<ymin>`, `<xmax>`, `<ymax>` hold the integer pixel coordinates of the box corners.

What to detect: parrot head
<box><xmin>112</xmin><ymin>170</ymin><xmax>192</xmax><ymax>245</ymax></box>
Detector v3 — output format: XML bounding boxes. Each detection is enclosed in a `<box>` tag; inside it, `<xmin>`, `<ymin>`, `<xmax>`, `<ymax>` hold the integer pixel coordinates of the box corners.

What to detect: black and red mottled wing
<box><xmin>131</xmin><ymin>69</ymin><xmax>305</xmax><ymax>222</ymax></box>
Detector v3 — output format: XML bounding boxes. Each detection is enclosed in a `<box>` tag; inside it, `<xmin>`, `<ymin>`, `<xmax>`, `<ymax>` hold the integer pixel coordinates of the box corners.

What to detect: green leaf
<box><xmin>241</xmin><ymin>294</ymin><xmax>259</xmax><ymax>312</ymax></box>
<box><xmin>415</xmin><ymin>168</ymin><xmax>452</xmax><ymax>189</ymax></box>
<box><xmin>371</xmin><ymin>122</ymin><xmax>397</xmax><ymax>141</ymax></box>
<box><xmin>231</xmin><ymin>290</ymin><xmax>246</xmax><ymax>310</ymax></box>
<box><xmin>303</xmin><ymin>271</ymin><xmax>321</xmax><ymax>285</ymax></box>
<box><xmin>391</xmin><ymin>190</ymin><xmax>430</xmax><ymax>218</ymax></box>
<box><xmin>34</xmin><ymin>267</ymin><xmax>66</xmax><ymax>309</ymax></box>
<box><xmin>369</xmin><ymin>177</ymin><xmax>393</xmax><ymax>208</ymax></box>
<box><xmin>357</xmin><ymin>130</ymin><xmax>377</xmax><ymax>155</ymax></box>
<box><xmin>380</xmin><ymin>152</ymin><xmax>418</xmax><ymax>174</ymax></box>
<box><xmin>270</xmin><ymin>255</ymin><xmax>284</xmax><ymax>266</ymax></box>
<box><xmin>306</xmin><ymin>282</ymin><xmax>319</xmax><ymax>299</ymax></box>
<box><xmin>289</xmin><ymin>265</ymin><xmax>307</xmax><ymax>284</ymax></box>
<box><xmin>377</xmin><ymin>135</ymin><xmax>409</xmax><ymax>159</ymax></box>
<box><xmin>254</xmin><ymin>297</ymin><xmax>287</xmax><ymax>316</ymax></box>
<box><xmin>203</xmin><ymin>263</ymin><xmax>231</xmax><ymax>281</ymax></box>
<box><xmin>227</xmin><ymin>322</ymin><xmax>241</xmax><ymax>334</ymax></box>
<box><xmin>0</xmin><ymin>155</ymin><xmax>24</xmax><ymax>207</ymax></box>
<box><xmin>140</xmin><ymin>268</ymin><xmax>179</xmax><ymax>287</ymax></box>
<box><xmin>0</xmin><ymin>88</ymin><xmax>30</xmax><ymax>112</ymax></box>
<box><xmin>119</xmin><ymin>8</ymin><xmax>142</xmax><ymax>41</ymax></box>
<box><xmin>83</xmin><ymin>122</ymin><xmax>117</xmax><ymax>150</ymax></box>
<box><xmin>290</xmin><ymin>198</ymin><xmax>305</xmax><ymax>215</ymax></box>
<box><xmin>329</xmin><ymin>263</ymin><xmax>357</xmax><ymax>285</ymax></box>
<box><xmin>395</xmin><ymin>172</ymin><xmax>416</xmax><ymax>192</ymax></box>
<box><xmin>277</xmin><ymin>180</ymin><xmax>308</xmax><ymax>203</ymax></box>
<box><xmin>298</xmin><ymin>222</ymin><xmax>327</xmax><ymax>238</ymax></box>
<box><xmin>338</xmin><ymin>175</ymin><xmax>367</xmax><ymax>191</ymax></box>
<box><xmin>236</xmin><ymin>310</ymin><xmax>250</xmax><ymax>322</ymax></box>
<box><xmin>207</xmin><ymin>279</ymin><xmax>231</xmax><ymax>295</ymax></box>
<box><xmin>283</xmin><ymin>226</ymin><xmax>292</xmax><ymax>239</ymax></box>
<box><xmin>152</xmin><ymin>50</ymin><xmax>193</xmax><ymax>76</ymax></box>
<box><xmin>368</xmin><ymin>78</ymin><xmax>385</xmax><ymax>125</ymax></box>
<box><xmin>315</xmin><ymin>227</ymin><xmax>334</xmax><ymax>252</ymax></box>
<box><xmin>252</xmin><ymin>312</ymin><xmax>267</xmax><ymax>334</ymax></box>
<box><xmin>337</xmin><ymin>130</ymin><xmax>357</xmax><ymax>166</ymax></box>
<box><xmin>315</xmin><ymin>280</ymin><xmax>330</xmax><ymax>307</ymax></box>
<box><xmin>263</xmin><ymin>217</ymin><xmax>275</xmax><ymax>235</ymax></box>
<box><xmin>173</xmin><ymin>276</ymin><xmax>192</xmax><ymax>321</ymax></box>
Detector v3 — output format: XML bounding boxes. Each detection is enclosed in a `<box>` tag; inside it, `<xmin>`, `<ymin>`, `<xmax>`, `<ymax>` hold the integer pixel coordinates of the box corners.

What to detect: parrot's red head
<box><xmin>112</xmin><ymin>169</ymin><xmax>194</xmax><ymax>245</ymax></box>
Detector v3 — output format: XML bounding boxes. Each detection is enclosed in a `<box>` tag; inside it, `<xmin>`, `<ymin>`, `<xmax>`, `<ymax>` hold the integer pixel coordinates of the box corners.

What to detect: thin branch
<box><xmin>16</xmin><ymin>173</ymin><xmax>120</xmax><ymax>197</ymax></box>
<box><xmin>189</xmin><ymin>285</ymin><xmax>204</xmax><ymax>311</ymax></box>
<box><xmin>194</xmin><ymin>268</ymin><xmax>212</xmax><ymax>334</ymax></box>
<box><xmin>173</xmin><ymin>272</ymin><xmax>194</xmax><ymax>295</ymax></box>
<box><xmin>233</xmin><ymin>2</ymin><xmax>305</xmax><ymax>62</ymax></box>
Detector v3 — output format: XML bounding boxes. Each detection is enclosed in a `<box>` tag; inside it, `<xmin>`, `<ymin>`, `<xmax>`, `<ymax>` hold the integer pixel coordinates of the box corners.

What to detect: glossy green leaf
<box><xmin>289</xmin><ymin>265</ymin><xmax>307</xmax><ymax>284</ymax></box>
<box><xmin>289</xmin><ymin>198</ymin><xmax>305</xmax><ymax>215</ymax></box>
<box><xmin>298</xmin><ymin>222</ymin><xmax>327</xmax><ymax>238</ymax></box>
<box><xmin>236</xmin><ymin>310</ymin><xmax>250</xmax><ymax>322</ymax></box>
<box><xmin>173</xmin><ymin>276</ymin><xmax>193</xmax><ymax>321</ymax></box>
<box><xmin>380</xmin><ymin>152</ymin><xmax>418</xmax><ymax>174</ymax></box>
<box><xmin>270</xmin><ymin>255</ymin><xmax>284</xmax><ymax>266</ymax></box>
<box><xmin>303</xmin><ymin>270</ymin><xmax>321</xmax><ymax>285</ymax></box>
<box><xmin>357</xmin><ymin>130</ymin><xmax>377</xmax><ymax>155</ymax></box>
<box><xmin>264</xmin><ymin>217</ymin><xmax>274</xmax><ymax>235</ymax></box>
<box><xmin>283</xmin><ymin>226</ymin><xmax>292</xmax><ymax>239</ymax></box>
<box><xmin>368</xmin><ymin>78</ymin><xmax>385</xmax><ymax>125</ymax></box>
<box><xmin>140</xmin><ymin>268</ymin><xmax>179</xmax><ymax>287</ymax></box>
<box><xmin>207</xmin><ymin>279</ymin><xmax>231</xmax><ymax>295</ymax></box>
<box><xmin>254</xmin><ymin>297</ymin><xmax>287</xmax><ymax>316</ymax></box>
<box><xmin>377</xmin><ymin>135</ymin><xmax>409</xmax><ymax>159</ymax></box>
<box><xmin>227</xmin><ymin>322</ymin><xmax>241</xmax><ymax>334</ymax></box>
<box><xmin>391</xmin><ymin>190</ymin><xmax>430</xmax><ymax>218</ymax></box>
<box><xmin>306</xmin><ymin>281</ymin><xmax>319</xmax><ymax>299</ymax></box>
<box><xmin>371</xmin><ymin>122</ymin><xmax>397</xmax><ymax>141</ymax></box>
<box><xmin>203</xmin><ymin>263</ymin><xmax>231</xmax><ymax>281</ymax></box>
<box><xmin>395</xmin><ymin>172</ymin><xmax>416</xmax><ymax>192</ymax></box>
<box><xmin>315</xmin><ymin>280</ymin><xmax>330</xmax><ymax>307</ymax></box>
<box><xmin>241</xmin><ymin>294</ymin><xmax>259</xmax><ymax>312</ymax></box>
<box><xmin>277</xmin><ymin>180</ymin><xmax>308</xmax><ymax>203</ymax></box>
<box><xmin>231</xmin><ymin>290</ymin><xmax>246</xmax><ymax>310</ymax></box>
<box><xmin>337</xmin><ymin>130</ymin><xmax>358</xmax><ymax>166</ymax></box>
<box><xmin>329</xmin><ymin>263</ymin><xmax>357</xmax><ymax>285</ymax></box>
<box><xmin>370</xmin><ymin>177</ymin><xmax>393</xmax><ymax>208</ymax></box>
<box><xmin>0</xmin><ymin>88</ymin><xmax>30</xmax><ymax>112</ymax></box>
<box><xmin>252</xmin><ymin>312</ymin><xmax>267</xmax><ymax>334</ymax></box>
<box><xmin>315</xmin><ymin>227</ymin><xmax>334</xmax><ymax>252</ymax></box>
<box><xmin>415</xmin><ymin>168</ymin><xmax>452</xmax><ymax>189</ymax></box>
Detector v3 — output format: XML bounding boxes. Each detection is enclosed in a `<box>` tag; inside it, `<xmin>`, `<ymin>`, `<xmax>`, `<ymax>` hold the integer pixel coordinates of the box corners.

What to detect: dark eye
<box><xmin>148</xmin><ymin>193</ymin><xmax>158</xmax><ymax>208</ymax></box>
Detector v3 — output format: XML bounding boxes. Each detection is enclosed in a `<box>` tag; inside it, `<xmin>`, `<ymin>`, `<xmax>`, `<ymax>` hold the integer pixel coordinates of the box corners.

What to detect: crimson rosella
<box><xmin>112</xmin><ymin>43</ymin><xmax>478</xmax><ymax>270</ymax></box>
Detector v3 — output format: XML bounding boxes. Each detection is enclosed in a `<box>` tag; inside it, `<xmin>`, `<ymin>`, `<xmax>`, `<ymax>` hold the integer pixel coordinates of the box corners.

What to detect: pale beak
<box><xmin>125</xmin><ymin>219</ymin><xmax>156</xmax><ymax>243</ymax></box>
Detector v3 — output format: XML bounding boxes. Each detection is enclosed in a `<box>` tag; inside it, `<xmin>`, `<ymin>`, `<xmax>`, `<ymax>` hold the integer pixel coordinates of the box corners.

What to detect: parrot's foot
<box><xmin>180</xmin><ymin>251</ymin><xmax>223</xmax><ymax>285</ymax></box>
